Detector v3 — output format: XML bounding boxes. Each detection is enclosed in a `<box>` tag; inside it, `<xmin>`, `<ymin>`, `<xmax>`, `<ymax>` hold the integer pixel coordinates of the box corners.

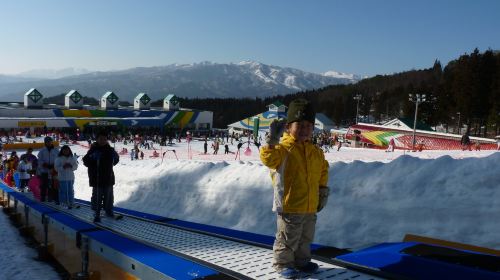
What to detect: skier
<box><xmin>83</xmin><ymin>130</ymin><xmax>120</xmax><ymax>222</ymax></box>
<box><xmin>224</xmin><ymin>144</ymin><xmax>229</xmax><ymax>154</ymax></box>
<box><xmin>474</xmin><ymin>140</ymin><xmax>481</xmax><ymax>151</ymax></box>
<box><xmin>260</xmin><ymin>98</ymin><xmax>330</xmax><ymax>278</ymax></box>
<box><xmin>417</xmin><ymin>140</ymin><xmax>425</xmax><ymax>152</ymax></box>
<box><xmin>130</xmin><ymin>148</ymin><xmax>135</xmax><ymax>161</ymax></box>
<box><xmin>461</xmin><ymin>132</ymin><xmax>471</xmax><ymax>151</ymax></box>
<box><xmin>234</xmin><ymin>141</ymin><xmax>243</xmax><ymax>160</ymax></box>
<box><xmin>203</xmin><ymin>139</ymin><xmax>208</xmax><ymax>154</ymax></box>
<box><xmin>386</xmin><ymin>138</ymin><xmax>395</xmax><ymax>152</ymax></box>
<box><xmin>55</xmin><ymin>145</ymin><xmax>78</xmax><ymax>209</ymax></box>
<box><xmin>254</xmin><ymin>140</ymin><xmax>261</xmax><ymax>151</ymax></box>
<box><xmin>212</xmin><ymin>140</ymin><xmax>219</xmax><ymax>155</ymax></box>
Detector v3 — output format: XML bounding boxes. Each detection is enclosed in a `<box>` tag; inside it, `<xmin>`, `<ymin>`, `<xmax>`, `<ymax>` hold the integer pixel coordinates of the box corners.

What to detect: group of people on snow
<box><xmin>1</xmin><ymin>130</ymin><xmax>120</xmax><ymax>223</ymax></box>
<box><xmin>1</xmin><ymin>137</ymin><xmax>79</xmax><ymax>210</ymax></box>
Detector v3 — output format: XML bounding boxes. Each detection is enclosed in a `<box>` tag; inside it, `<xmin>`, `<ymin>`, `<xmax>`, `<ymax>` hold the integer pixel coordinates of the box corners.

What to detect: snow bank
<box><xmin>320</xmin><ymin>153</ymin><xmax>500</xmax><ymax>249</ymax></box>
<box><xmin>72</xmin><ymin>145</ymin><xmax>500</xmax><ymax>250</ymax></box>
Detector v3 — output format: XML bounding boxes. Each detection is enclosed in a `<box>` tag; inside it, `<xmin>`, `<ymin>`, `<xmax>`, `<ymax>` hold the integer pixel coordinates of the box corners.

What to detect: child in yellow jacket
<box><xmin>260</xmin><ymin>98</ymin><xmax>330</xmax><ymax>278</ymax></box>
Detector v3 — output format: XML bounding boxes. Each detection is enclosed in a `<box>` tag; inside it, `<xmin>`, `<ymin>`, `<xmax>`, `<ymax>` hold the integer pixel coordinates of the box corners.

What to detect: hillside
<box><xmin>0</xmin><ymin>61</ymin><xmax>359</xmax><ymax>101</ymax></box>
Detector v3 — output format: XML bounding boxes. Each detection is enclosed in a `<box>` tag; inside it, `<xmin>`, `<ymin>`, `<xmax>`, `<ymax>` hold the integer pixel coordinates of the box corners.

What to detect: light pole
<box><xmin>353</xmin><ymin>94</ymin><xmax>362</xmax><ymax>124</ymax></box>
<box><xmin>408</xmin><ymin>93</ymin><xmax>426</xmax><ymax>151</ymax></box>
<box><xmin>456</xmin><ymin>112</ymin><xmax>461</xmax><ymax>134</ymax></box>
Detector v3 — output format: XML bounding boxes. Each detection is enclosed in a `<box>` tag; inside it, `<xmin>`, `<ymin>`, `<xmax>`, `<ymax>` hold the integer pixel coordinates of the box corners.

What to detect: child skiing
<box><xmin>260</xmin><ymin>98</ymin><xmax>330</xmax><ymax>278</ymax></box>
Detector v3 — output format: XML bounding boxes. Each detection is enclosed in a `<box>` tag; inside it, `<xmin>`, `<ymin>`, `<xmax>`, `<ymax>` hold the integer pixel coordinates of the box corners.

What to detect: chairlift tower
<box><xmin>353</xmin><ymin>94</ymin><xmax>362</xmax><ymax>124</ymax></box>
<box><xmin>408</xmin><ymin>93</ymin><xmax>427</xmax><ymax>150</ymax></box>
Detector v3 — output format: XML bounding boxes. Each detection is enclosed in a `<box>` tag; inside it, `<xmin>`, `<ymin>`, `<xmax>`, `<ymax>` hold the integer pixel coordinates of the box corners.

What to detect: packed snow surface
<box><xmin>0</xmin><ymin>209</ymin><xmax>60</xmax><ymax>279</ymax></box>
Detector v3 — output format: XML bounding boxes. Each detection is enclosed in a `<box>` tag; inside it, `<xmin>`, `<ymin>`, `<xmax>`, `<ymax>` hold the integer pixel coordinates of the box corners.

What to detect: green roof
<box><xmin>398</xmin><ymin>117</ymin><xmax>434</xmax><ymax>131</ymax></box>
<box><xmin>25</xmin><ymin>88</ymin><xmax>43</xmax><ymax>103</ymax></box>
<box><xmin>268</xmin><ymin>101</ymin><xmax>286</xmax><ymax>108</ymax></box>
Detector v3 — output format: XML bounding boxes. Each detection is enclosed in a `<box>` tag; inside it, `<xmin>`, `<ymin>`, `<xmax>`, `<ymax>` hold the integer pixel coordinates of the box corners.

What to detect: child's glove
<box><xmin>317</xmin><ymin>186</ymin><xmax>330</xmax><ymax>212</ymax></box>
<box><xmin>265</xmin><ymin>119</ymin><xmax>287</xmax><ymax>146</ymax></box>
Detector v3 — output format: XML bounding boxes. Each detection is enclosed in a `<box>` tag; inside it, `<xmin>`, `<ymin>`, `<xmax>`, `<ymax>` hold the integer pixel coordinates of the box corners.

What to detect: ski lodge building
<box><xmin>227</xmin><ymin>101</ymin><xmax>335</xmax><ymax>135</ymax></box>
<box><xmin>0</xmin><ymin>88</ymin><xmax>213</xmax><ymax>133</ymax></box>
<box><xmin>346</xmin><ymin>118</ymin><xmax>497</xmax><ymax>150</ymax></box>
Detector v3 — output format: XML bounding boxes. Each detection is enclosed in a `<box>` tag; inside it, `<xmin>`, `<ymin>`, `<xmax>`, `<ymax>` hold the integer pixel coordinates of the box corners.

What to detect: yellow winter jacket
<box><xmin>260</xmin><ymin>132</ymin><xmax>329</xmax><ymax>213</ymax></box>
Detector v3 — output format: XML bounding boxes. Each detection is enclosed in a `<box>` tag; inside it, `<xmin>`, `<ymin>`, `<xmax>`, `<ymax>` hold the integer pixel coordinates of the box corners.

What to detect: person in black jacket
<box><xmin>83</xmin><ymin>130</ymin><xmax>119</xmax><ymax>222</ymax></box>
<box><xmin>460</xmin><ymin>132</ymin><xmax>471</xmax><ymax>151</ymax></box>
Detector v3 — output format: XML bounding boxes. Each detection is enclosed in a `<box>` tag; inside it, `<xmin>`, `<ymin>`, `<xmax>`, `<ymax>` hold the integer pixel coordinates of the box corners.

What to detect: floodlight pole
<box><xmin>354</xmin><ymin>94</ymin><xmax>362</xmax><ymax>124</ymax></box>
<box><xmin>409</xmin><ymin>93</ymin><xmax>426</xmax><ymax>151</ymax></box>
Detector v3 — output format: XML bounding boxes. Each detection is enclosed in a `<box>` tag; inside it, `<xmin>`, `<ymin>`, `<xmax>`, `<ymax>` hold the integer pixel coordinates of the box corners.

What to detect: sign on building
<box><xmin>65</xmin><ymin>90</ymin><xmax>84</xmax><ymax>109</ymax></box>
<box><xmin>18</xmin><ymin>121</ymin><xmax>47</xmax><ymax>127</ymax></box>
<box><xmin>101</xmin><ymin>91</ymin><xmax>119</xmax><ymax>109</ymax></box>
<box><xmin>134</xmin><ymin>93</ymin><xmax>151</xmax><ymax>110</ymax></box>
<box><xmin>164</xmin><ymin>94</ymin><xmax>180</xmax><ymax>110</ymax></box>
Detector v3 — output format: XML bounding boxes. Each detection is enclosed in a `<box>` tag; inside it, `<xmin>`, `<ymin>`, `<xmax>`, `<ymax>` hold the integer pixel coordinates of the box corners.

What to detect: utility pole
<box><xmin>456</xmin><ymin>112</ymin><xmax>461</xmax><ymax>134</ymax></box>
<box><xmin>408</xmin><ymin>94</ymin><xmax>426</xmax><ymax>151</ymax></box>
<box><xmin>353</xmin><ymin>94</ymin><xmax>362</xmax><ymax>124</ymax></box>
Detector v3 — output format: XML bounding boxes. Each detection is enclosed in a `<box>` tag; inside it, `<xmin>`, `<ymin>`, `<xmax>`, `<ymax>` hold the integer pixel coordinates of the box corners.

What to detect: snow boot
<box><xmin>297</xmin><ymin>262</ymin><xmax>319</xmax><ymax>274</ymax></box>
<box><xmin>279</xmin><ymin>267</ymin><xmax>299</xmax><ymax>279</ymax></box>
<box><xmin>106</xmin><ymin>213</ymin><xmax>124</xmax><ymax>220</ymax></box>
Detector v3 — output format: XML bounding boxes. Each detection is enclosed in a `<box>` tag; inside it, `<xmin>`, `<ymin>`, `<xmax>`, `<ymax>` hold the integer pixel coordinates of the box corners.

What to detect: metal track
<box><xmin>22</xmin><ymin>192</ymin><xmax>384</xmax><ymax>280</ymax></box>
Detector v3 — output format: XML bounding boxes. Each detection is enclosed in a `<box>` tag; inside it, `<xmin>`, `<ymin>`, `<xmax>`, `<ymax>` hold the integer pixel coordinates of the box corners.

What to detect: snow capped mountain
<box><xmin>15</xmin><ymin>67</ymin><xmax>91</xmax><ymax>79</ymax></box>
<box><xmin>232</xmin><ymin>60</ymin><xmax>360</xmax><ymax>91</ymax></box>
<box><xmin>0</xmin><ymin>61</ymin><xmax>362</xmax><ymax>101</ymax></box>
<box><xmin>322</xmin><ymin>70</ymin><xmax>365</xmax><ymax>81</ymax></box>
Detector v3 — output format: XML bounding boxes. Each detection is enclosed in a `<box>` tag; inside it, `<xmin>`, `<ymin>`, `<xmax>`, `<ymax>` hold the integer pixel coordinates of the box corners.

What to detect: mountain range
<box><xmin>0</xmin><ymin>61</ymin><xmax>362</xmax><ymax>102</ymax></box>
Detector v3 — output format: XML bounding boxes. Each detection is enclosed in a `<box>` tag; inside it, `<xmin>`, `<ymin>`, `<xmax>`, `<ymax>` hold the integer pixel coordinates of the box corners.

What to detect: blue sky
<box><xmin>1</xmin><ymin>0</ymin><xmax>499</xmax><ymax>76</ymax></box>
